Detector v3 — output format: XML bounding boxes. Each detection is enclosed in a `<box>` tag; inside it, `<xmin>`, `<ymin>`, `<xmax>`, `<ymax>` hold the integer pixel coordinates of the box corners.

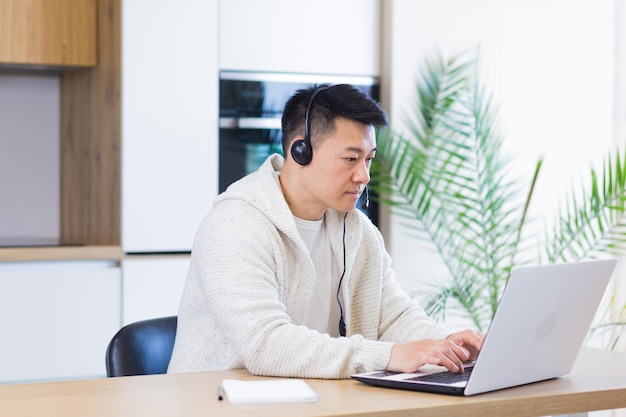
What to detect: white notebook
<box><xmin>221</xmin><ymin>379</ymin><xmax>319</xmax><ymax>404</ymax></box>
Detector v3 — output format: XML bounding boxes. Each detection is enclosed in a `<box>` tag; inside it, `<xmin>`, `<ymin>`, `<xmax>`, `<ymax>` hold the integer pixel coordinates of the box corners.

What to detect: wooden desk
<box><xmin>3</xmin><ymin>347</ymin><xmax>626</xmax><ymax>417</ymax></box>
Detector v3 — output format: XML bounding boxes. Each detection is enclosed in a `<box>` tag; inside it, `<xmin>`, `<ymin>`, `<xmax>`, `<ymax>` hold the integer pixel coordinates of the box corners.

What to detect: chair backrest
<box><xmin>105</xmin><ymin>316</ymin><xmax>178</xmax><ymax>377</ymax></box>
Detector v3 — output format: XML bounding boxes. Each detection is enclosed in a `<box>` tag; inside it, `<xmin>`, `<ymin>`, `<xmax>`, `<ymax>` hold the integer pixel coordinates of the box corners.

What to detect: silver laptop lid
<box><xmin>465</xmin><ymin>259</ymin><xmax>617</xmax><ymax>395</ymax></box>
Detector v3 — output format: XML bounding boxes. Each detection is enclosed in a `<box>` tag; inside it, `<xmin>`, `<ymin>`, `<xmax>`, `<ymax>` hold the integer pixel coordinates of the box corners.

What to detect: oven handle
<box><xmin>219</xmin><ymin>117</ymin><xmax>282</xmax><ymax>130</ymax></box>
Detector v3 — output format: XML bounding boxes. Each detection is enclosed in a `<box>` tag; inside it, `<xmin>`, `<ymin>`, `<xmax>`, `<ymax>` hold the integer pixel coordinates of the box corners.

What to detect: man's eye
<box><xmin>346</xmin><ymin>157</ymin><xmax>357</xmax><ymax>163</ymax></box>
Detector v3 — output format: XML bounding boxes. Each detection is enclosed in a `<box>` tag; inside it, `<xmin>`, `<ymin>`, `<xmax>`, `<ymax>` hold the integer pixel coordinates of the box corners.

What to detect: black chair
<box><xmin>105</xmin><ymin>316</ymin><xmax>178</xmax><ymax>377</ymax></box>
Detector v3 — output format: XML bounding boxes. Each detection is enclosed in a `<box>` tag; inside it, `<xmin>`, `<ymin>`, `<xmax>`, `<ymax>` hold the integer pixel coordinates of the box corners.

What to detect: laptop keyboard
<box><xmin>407</xmin><ymin>366</ymin><xmax>474</xmax><ymax>384</ymax></box>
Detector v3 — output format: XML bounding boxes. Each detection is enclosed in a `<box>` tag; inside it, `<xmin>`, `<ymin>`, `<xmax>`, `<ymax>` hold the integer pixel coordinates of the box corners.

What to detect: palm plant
<box><xmin>370</xmin><ymin>50</ymin><xmax>626</xmax><ymax>345</ymax></box>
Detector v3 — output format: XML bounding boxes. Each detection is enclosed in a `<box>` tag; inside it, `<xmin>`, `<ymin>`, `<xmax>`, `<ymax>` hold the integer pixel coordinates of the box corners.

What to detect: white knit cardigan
<box><xmin>167</xmin><ymin>154</ymin><xmax>452</xmax><ymax>379</ymax></box>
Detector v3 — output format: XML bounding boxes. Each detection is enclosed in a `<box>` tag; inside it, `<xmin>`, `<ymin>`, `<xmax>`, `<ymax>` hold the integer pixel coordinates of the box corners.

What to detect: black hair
<box><xmin>281</xmin><ymin>84</ymin><xmax>389</xmax><ymax>156</ymax></box>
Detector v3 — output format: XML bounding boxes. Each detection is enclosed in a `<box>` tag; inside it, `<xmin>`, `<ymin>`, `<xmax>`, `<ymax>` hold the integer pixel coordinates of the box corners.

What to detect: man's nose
<box><xmin>354</xmin><ymin>162</ymin><xmax>371</xmax><ymax>184</ymax></box>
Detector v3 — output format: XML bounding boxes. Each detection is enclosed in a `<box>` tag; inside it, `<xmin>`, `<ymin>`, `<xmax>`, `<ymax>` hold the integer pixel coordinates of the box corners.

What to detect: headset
<box><xmin>290</xmin><ymin>85</ymin><xmax>329</xmax><ymax>166</ymax></box>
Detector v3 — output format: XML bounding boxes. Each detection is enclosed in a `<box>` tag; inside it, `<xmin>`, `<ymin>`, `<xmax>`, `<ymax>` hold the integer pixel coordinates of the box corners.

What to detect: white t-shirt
<box><xmin>295</xmin><ymin>215</ymin><xmax>343</xmax><ymax>337</ymax></box>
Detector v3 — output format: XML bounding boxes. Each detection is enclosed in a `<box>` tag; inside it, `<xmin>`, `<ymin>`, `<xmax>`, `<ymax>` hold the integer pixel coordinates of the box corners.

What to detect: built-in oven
<box><xmin>218</xmin><ymin>71</ymin><xmax>381</xmax><ymax>222</ymax></box>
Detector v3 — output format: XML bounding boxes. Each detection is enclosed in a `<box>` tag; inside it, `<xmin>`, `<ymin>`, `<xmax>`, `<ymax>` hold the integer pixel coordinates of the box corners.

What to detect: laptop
<box><xmin>352</xmin><ymin>259</ymin><xmax>618</xmax><ymax>396</ymax></box>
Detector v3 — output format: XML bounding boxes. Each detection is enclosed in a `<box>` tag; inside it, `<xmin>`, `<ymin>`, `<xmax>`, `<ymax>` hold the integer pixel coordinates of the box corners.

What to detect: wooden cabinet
<box><xmin>60</xmin><ymin>0</ymin><xmax>120</xmax><ymax>246</ymax></box>
<box><xmin>0</xmin><ymin>0</ymin><xmax>97</xmax><ymax>67</ymax></box>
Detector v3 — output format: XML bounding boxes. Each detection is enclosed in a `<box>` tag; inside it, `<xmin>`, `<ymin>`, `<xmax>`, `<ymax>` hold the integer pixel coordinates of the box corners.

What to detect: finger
<box><xmin>433</xmin><ymin>343</ymin><xmax>467</xmax><ymax>373</ymax></box>
<box><xmin>467</xmin><ymin>332</ymin><xmax>485</xmax><ymax>356</ymax></box>
<box><xmin>422</xmin><ymin>352</ymin><xmax>461</xmax><ymax>373</ymax></box>
<box><xmin>447</xmin><ymin>341</ymin><xmax>470</xmax><ymax>362</ymax></box>
<box><xmin>470</xmin><ymin>330</ymin><xmax>485</xmax><ymax>344</ymax></box>
<box><xmin>450</xmin><ymin>331</ymin><xmax>484</xmax><ymax>359</ymax></box>
<box><xmin>439</xmin><ymin>350</ymin><xmax>464</xmax><ymax>373</ymax></box>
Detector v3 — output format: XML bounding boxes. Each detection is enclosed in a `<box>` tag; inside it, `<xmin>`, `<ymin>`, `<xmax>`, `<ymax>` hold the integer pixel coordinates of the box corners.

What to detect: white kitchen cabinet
<box><xmin>121</xmin><ymin>257</ymin><xmax>190</xmax><ymax>325</ymax></box>
<box><xmin>219</xmin><ymin>0</ymin><xmax>381</xmax><ymax>76</ymax></box>
<box><xmin>0</xmin><ymin>261</ymin><xmax>121</xmax><ymax>383</ymax></box>
<box><xmin>121</xmin><ymin>0</ymin><xmax>218</xmax><ymax>253</ymax></box>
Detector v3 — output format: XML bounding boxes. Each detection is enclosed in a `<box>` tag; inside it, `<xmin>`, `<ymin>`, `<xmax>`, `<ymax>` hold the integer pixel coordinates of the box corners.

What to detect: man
<box><xmin>168</xmin><ymin>84</ymin><xmax>483</xmax><ymax>378</ymax></box>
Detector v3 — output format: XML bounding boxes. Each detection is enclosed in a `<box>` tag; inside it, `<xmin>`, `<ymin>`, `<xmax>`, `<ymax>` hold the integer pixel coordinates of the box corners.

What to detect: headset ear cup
<box><xmin>291</xmin><ymin>85</ymin><xmax>328</xmax><ymax>166</ymax></box>
<box><xmin>290</xmin><ymin>139</ymin><xmax>313</xmax><ymax>165</ymax></box>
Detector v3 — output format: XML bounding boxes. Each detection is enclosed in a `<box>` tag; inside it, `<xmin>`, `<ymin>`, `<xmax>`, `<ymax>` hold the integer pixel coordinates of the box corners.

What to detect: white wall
<box><xmin>383</xmin><ymin>0</ymin><xmax>617</xmax><ymax>297</ymax></box>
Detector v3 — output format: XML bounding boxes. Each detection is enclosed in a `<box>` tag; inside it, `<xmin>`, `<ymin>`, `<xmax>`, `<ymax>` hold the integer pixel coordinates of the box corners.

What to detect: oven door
<box><xmin>218</xmin><ymin>116</ymin><xmax>283</xmax><ymax>193</ymax></box>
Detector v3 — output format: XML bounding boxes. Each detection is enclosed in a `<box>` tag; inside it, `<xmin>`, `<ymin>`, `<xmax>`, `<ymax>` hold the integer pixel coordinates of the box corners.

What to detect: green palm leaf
<box><xmin>371</xmin><ymin>49</ymin><xmax>626</xmax><ymax>346</ymax></box>
<box><xmin>371</xmin><ymin>51</ymin><xmax>541</xmax><ymax>331</ymax></box>
<box><xmin>545</xmin><ymin>149</ymin><xmax>626</xmax><ymax>263</ymax></box>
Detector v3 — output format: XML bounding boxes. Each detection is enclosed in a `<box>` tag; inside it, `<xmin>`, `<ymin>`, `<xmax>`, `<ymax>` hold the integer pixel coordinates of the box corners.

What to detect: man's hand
<box><xmin>386</xmin><ymin>330</ymin><xmax>484</xmax><ymax>374</ymax></box>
